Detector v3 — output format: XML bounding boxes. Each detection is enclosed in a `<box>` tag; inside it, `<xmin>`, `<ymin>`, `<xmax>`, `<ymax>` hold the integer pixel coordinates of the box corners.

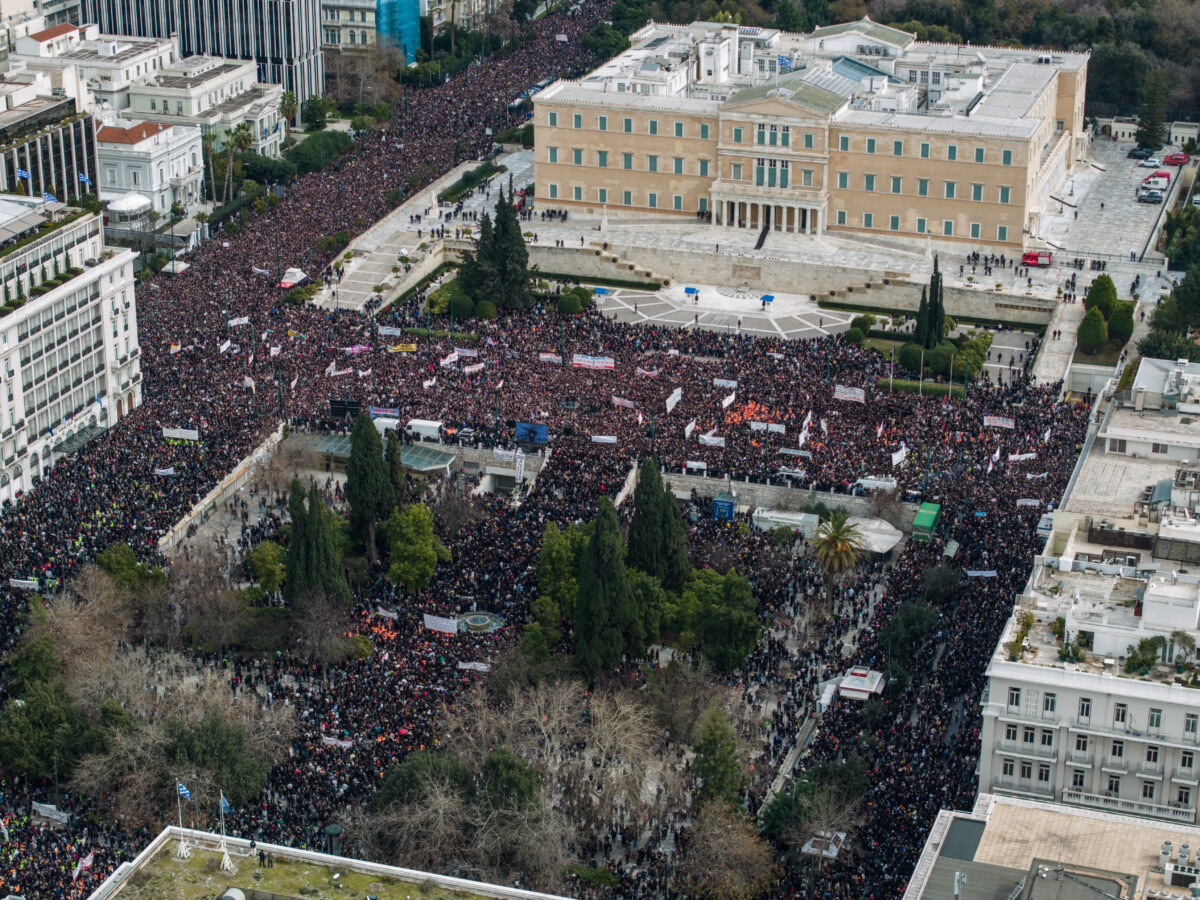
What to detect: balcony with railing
<box><xmin>1137</xmin><ymin>762</ymin><xmax>1165</xmax><ymax>780</ymax></box>
<box><xmin>1101</xmin><ymin>756</ymin><xmax>1129</xmax><ymax>774</ymax></box>
<box><xmin>992</xmin><ymin>776</ymin><xmax>1053</xmax><ymax>799</ymax></box>
<box><xmin>1066</xmin><ymin>751</ymin><xmax>1094</xmax><ymax>768</ymax></box>
<box><xmin>997</xmin><ymin>741</ymin><xmax>1058</xmax><ymax>761</ymax></box>
<box><xmin>1173</xmin><ymin>767</ymin><xmax>1199</xmax><ymax>786</ymax></box>
<box><xmin>1062</xmin><ymin>789</ymin><xmax>1195</xmax><ymax>824</ymax></box>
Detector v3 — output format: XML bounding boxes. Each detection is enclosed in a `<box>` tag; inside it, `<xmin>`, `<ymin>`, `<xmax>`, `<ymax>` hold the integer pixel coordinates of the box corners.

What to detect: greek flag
<box><xmin>43</xmin><ymin>192</ymin><xmax>57</xmax><ymax>203</ymax></box>
<box><xmin>15</xmin><ymin>168</ymin><xmax>30</xmax><ymax>180</ymax></box>
<box><xmin>220</xmin><ymin>791</ymin><xmax>232</xmax><ymax>814</ymax></box>
<box><xmin>778</xmin><ymin>54</ymin><xmax>793</xmax><ymax>71</ymax></box>
<box><xmin>79</xmin><ymin>173</ymin><xmax>92</xmax><ymax>185</ymax></box>
<box><xmin>177</xmin><ymin>780</ymin><xmax>191</xmax><ymax>799</ymax></box>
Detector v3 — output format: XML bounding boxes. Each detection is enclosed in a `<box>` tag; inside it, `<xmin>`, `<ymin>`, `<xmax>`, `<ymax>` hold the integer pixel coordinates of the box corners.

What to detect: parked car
<box><xmin>1128</xmin><ymin>147</ymin><xmax>1153</xmax><ymax>159</ymax></box>
<box><xmin>1137</xmin><ymin>190</ymin><xmax>1164</xmax><ymax>204</ymax></box>
<box><xmin>1164</xmin><ymin>153</ymin><xmax>1191</xmax><ymax>165</ymax></box>
<box><xmin>1138</xmin><ymin>158</ymin><xmax>1163</xmax><ymax>167</ymax></box>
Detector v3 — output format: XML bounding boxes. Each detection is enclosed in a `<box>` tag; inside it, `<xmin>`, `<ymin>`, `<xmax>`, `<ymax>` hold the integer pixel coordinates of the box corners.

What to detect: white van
<box><xmin>373</xmin><ymin>417</ymin><xmax>401</xmax><ymax>440</ymax></box>
<box><xmin>405</xmin><ymin>419</ymin><xmax>443</xmax><ymax>442</ymax></box>
<box><xmin>1141</xmin><ymin>172</ymin><xmax>1169</xmax><ymax>191</ymax></box>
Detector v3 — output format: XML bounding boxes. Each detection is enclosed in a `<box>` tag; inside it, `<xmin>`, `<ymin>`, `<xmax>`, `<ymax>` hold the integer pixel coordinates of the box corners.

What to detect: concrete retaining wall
<box><xmin>661</xmin><ymin>471</ymin><xmax>920</xmax><ymax>527</ymax></box>
<box><xmin>157</xmin><ymin>423</ymin><xmax>285</xmax><ymax>556</ymax></box>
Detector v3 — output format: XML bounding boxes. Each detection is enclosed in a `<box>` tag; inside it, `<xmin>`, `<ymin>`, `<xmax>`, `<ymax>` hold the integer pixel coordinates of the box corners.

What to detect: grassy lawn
<box><xmin>865</xmin><ymin>337</ymin><xmax>906</xmax><ymax>356</ymax></box>
<box><xmin>1072</xmin><ymin>338</ymin><xmax>1126</xmax><ymax>367</ymax></box>
<box><xmin>126</xmin><ymin>845</ymin><xmax>495</xmax><ymax>900</ymax></box>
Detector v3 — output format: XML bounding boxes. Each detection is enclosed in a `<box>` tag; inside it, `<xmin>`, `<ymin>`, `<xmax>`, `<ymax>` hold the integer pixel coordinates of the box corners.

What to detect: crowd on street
<box><xmin>0</xmin><ymin>0</ymin><xmax>1092</xmax><ymax>894</ymax></box>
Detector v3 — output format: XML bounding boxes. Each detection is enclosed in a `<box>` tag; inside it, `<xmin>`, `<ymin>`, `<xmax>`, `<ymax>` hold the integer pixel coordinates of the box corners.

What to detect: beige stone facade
<box><xmin>534</xmin><ymin>18</ymin><xmax>1089</xmax><ymax>250</ymax></box>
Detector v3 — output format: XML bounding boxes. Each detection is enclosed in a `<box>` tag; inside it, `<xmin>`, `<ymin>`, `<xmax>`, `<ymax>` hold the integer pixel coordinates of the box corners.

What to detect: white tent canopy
<box><xmin>847</xmin><ymin>515</ymin><xmax>903</xmax><ymax>554</ymax></box>
<box><xmin>279</xmin><ymin>267</ymin><xmax>308</xmax><ymax>289</ymax></box>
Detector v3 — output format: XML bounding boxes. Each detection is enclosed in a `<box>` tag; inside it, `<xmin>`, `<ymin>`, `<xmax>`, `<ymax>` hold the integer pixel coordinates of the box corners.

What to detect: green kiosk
<box><xmin>912</xmin><ymin>503</ymin><xmax>941</xmax><ymax>542</ymax></box>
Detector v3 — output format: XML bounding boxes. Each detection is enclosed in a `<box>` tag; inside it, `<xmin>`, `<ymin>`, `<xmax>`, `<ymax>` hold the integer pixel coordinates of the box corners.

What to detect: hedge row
<box><xmin>396</xmin><ymin>262</ymin><xmax>460</xmax><ymax>307</ymax></box>
<box><xmin>818</xmin><ymin>298</ymin><xmax>1047</xmax><ymax>334</ymax></box>
<box><xmin>403</xmin><ymin>327</ymin><xmax>479</xmax><ymax>343</ymax></box>
<box><xmin>438</xmin><ymin>162</ymin><xmax>506</xmax><ymax>204</ymax></box>
<box><xmin>534</xmin><ymin>272</ymin><xmax>662</xmax><ymax>291</ymax></box>
<box><xmin>210</xmin><ymin>185</ymin><xmax>265</xmax><ymax>228</ymax></box>
<box><xmin>876</xmin><ymin>378</ymin><xmax>965</xmax><ymax>399</ymax></box>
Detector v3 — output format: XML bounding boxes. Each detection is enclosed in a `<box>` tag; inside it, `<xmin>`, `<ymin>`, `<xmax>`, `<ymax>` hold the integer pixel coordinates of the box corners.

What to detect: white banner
<box><xmin>721</xmin><ymin>391</ymin><xmax>736</xmax><ymax>409</ymax></box>
<box><xmin>1026</xmin><ymin>472</ymin><xmax>1049</xmax><ymax>480</ymax></box>
<box><xmin>440</xmin><ymin>351</ymin><xmax>459</xmax><ymax>367</ymax></box>
<box><xmin>891</xmin><ymin>447</ymin><xmax>908</xmax><ymax>467</ymax></box>
<box><xmin>320</xmin><ymin>735</ymin><xmax>353</xmax><ymax>749</ymax></box>
<box><xmin>699</xmin><ymin>434</ymin><xmax>726</xmax><ymax>447</ymax></box>
<box><xmin>612</xmin><ymin>395</ymin><xmax>636</xmax><ymax>410</ymax></box>
<box><xmin>228</xmin><ymin>316</ymin><xmax>250</xmax><ymax>326</ymax></box>
<box><xmin>713</xmin><ymin>378</ymin><xmax>737</xmax><ymax>389</ymax></box>
<box><xmin>984</xmin><ymin>416</ymin><xmax>1015</xmax><ymax>429</ymax></box>
<box><xmin>515</xmin><ymin>449</ymin><xmax>526</xmax><ymax>484</ymax></box>
<box><xmin>768</xmin><ymin>423</ymin><xmax>785</xmax><ymax>435</ymax></box>
<box><xmin>423</xmin><ymin>377</ymin><xmax>437</xmax><ymax>389</ymax></box>
<box><xmin>153</xmin><ymin>467</ymin><xmax>176</xmax><ymax>476</ymax></box>
<box><xmin>376</xmin><ymin>606</ymin><xmax>399</xmax><ymax>620</ymax></box>
<box><xmin>31</xmin><ymin>802</ymin><xmax>69</xmax><ymax>824</ymax></box>
<box><xmin>423</xmin><ymin>613</ymin><xmax>458</xmax><ymax>634</ymax></box>
<box><xmin>457</xmin><ymin>661</ymin><xmax>491</xmax><ymax>672</ymax></box>
<box><xmin>966</xmin><ymin>570</ymin><xmax>999</xmax><ymax>578</ymax></box>
<box><xmin>636</xmin><ymin>367</ymin><xmax>658</xmax><ymax>377</ymax></box>
<box><xmin>1016</xmin><ymin>499</ymin><xmax>1043</xmax><ymax>507</ymax></box>
<box><xmin>591</xmin><ymin>435</ymin><xmax>617</xmax><ymax>443</ymax></box>
<box><xmin>1008</xmin><ymin>452</ymin><xmax>1036</xmax><ymax>462</ymax></box>
<box><xmin>685</xmin><ymin>460</ymin><xmax>707</xmax><ymax>471</ymax></box>
<box><xmin>454</xmin><ymin>347</ymin><xmax>479</xmax><ymax>358</ymax></box>
<box><xmin>539</xmin><ymin>353</ymin><xmax>562</xmax><ymax>364</ymax></box>
<box><xmin>244</xmin><ymin>376</ymin><xmax>255</xmax><ymax>391</ymax></box>
<box><xmin>8</xmin><ymin>578</ymin><xmax>38</xmax><ymax>590</ymax></box>
<box><xmin>163</xmin><ymin>427</ymin><xmax>200</xmax><ymax>441</ymax></box>
<box><xmin>270</xmin><ymin>346</ymin><xmax>281</xmax><ymax>356</ymax></box>
<box><xmin>666</xmin><ymin>387</ymin><xmax>682</xmax><ymax>414</ymax></box>
<box><xmin>493</xmin><ymin>448</ymin><xmax>516</xmax><ymax>462</ymax></box>
<box><xmin>685</xmin><ymin>420</ymin><xmax>697</xmax><ymax>440</ymax></box>
<box><xmin>833</xmin><ymin>384</ymin><xmax>866</xmax><ymax>403</ymax></box>
<box><xmin>463</xmin><ymin>363</ymin><xmax>485</xmax><ymax>374</ymax></box>
<box><xmin>219</xmin><ymin>339</ymin><xmax>232</xmax><ymax>354</ymax></box>
<box><xmin>750</xmin><ymin>421</ymin><xmax>768</xmax><ymax>432</ymax></box>
<box><xmin>377</xmin><ymin>325</ymin><xmax>406</xmax><ymax>337</ymax></box>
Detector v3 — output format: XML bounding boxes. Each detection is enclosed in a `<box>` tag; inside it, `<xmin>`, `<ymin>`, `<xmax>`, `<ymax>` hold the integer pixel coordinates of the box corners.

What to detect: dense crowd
<box><xmin>0</xmin><ymin>0</ymin><xmax>1092</xmax><ymax>894</ymax></box>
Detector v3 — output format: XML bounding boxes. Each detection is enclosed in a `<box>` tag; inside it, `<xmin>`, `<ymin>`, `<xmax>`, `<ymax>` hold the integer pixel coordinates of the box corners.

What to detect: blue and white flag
<box><xmin>43</xmin><ymin>192</ymin><xmax>57</xmax><ymax>203</ymax></box>
<box><xmin>15</xmin><ymin>168</ymin><xmax>30</xmax><ymax>180</ymax></box>
<box><xmin>177</xmin><ymin>780</ymin><xmax>191</xmax><ymax>799</ymax></box>
<box><xmin>78</xmin><ymin>173</ymin><xmax>92</xmax><ymax>185</ymax></box>
<box><xmin>220</xmin><ymin>791</ymin><xmax>232</xmax><ymax>814</ymax></box>
<box><xmin>777</xmin><ymin>55</ymin><xmax>793</xmax><ymax>71</ymax></box>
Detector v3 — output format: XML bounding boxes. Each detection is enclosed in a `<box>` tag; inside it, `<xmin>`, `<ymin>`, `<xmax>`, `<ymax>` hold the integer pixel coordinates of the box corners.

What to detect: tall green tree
<box><xmin>1077</xmin><ymin>307</ymin><xmax>1109</xmax><ymax>355</ymax></box>
<box><xmin>458</xmin><ymin>212</ymin><xmax>498</xmax><ymax>301</ymax></box>
<box><xmin>385</xmin><ymin>432</ymin><xmax>408</xmax><ymax>504</ymax></box>
<box><xmin>575</xmin><ymin>498</ymin><xmax>641</xmax><ymax>676</ymax></box>
<box><xmin>627</xmin><ymin>459</ymin><xmax>666</xmax><ymax>580</ymax></box>
<box><xmin>812</xmin><ymin>510</ymin><xmax>863</xmax><ymax>612</ymax></box>
<box><xmin>491</xmin><ymin>188</ymin><xmax>533</xmax><ymax>310</ymax></box>
<box><xmin>284</xmin><ymin>479</ymin><xmax>311</xmax><ymax>601</ymax></box>
<box><xmin>346</xmin><ymin>412</ymin><xmax>395</xmax><ymax>562</ymax></box>
<box><xmin>660</xmin><ymin>487</ymin><xmax>691</xmax><ymax>593</ymax></box>
<box><xmin>1084</xmin><ymin>274</ymin><xmax>1117</xmax><ymax>319</ymax></box>
<box><xmin>914</xmin><ymin>287</ymin><xmax>929</xmax><ymax>349</ymax></box>
<box><xmin>773</xmin><ymin>0</ymin><xmax>803</xmax><ymax>31</ymax></box>
<box><xmin>1135</xmin><ymin>69</ymin><xmax>1167</xmax><ymax>150</ymax></box>
<box><xmin>692</xmin><ymin>706</ymin><xmax>745</xmax><ymax>803</ymax></box>
<box><xmin>694</xmin><ymin>571</ymin><xmax>760</xmax><ymax>672</ymax></box>
<box><xmin>386</xmin><ymin>503</ymin><xmax>450</xmax><ymax>592</ymax></box>
<box><xmin>308</xmin><ymin>482</ymin><xmax>351</xmax><ymax>605</ymax></box>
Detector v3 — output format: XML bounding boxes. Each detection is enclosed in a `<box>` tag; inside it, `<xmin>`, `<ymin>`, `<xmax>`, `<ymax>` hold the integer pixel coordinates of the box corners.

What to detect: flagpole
<box><xmin>174</xmin><ymin>781</ymin><xmax>191</xmax><ymax>859</ymax></box>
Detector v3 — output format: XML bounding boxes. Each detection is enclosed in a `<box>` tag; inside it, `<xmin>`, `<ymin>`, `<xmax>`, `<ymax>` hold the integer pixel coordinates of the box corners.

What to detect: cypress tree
<box><xmin>575</xmin><ymin>498</ymin><xmax>641</xmax><ymax>676</ymax></box>
<box><xmin>345</xmin><ymin>412</ymin><xmax>394</xmax><ymax>562</ymax></box>
<box><xmin>308</xmin><ymin>482</ymin><xmax>351</xmax><ymax>606</ymax></box>
<box><xmin>284</xmin><ymin>478</ymin><xmax>310</xmax><ymax>601</ymax></box>
<box><xmin>491</xmin><ymin>189</ymin><xmax>532</xmax><ymax>310</ymax></box>
<box><xmin>660</xmin><ymin>493</ymin><xmax>691</xmax><ymax>593</ymax></box>
<box><xmin>459</xmin><ymin>212</ymin><xmax>497</xmax><ymax>302</ymax></box>
<box><xmin>627</xmin><ymin>459</ymin><xmax>665</xmax><ymax>580</ymax></box>
<box><xmin>914</xmin><ymin>287</ymin><xmax>929</xmax><ymax>349</ymax></box>
<box><xmin>931</xmin><ymin>257</ymin><xmax>945</xmax><ymax>346</ymax></box>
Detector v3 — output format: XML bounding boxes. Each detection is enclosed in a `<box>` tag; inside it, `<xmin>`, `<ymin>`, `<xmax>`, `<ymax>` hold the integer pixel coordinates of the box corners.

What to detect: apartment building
<box><xmin>321</xmin><ymin>0</ymin><xmax>375</xmax><ymax>50</ymax></box>
<box><xmin>534</xmin><ymin>17</ymin><xmax>1089</xmax><ymax>250</ymax></box>
<box><xmin>0</xmin><ymin>196</ymin><xmax>139</xmax><ymax>505</ymax></box>
<box><xmin>11</xmin><ymin>22</ymin><xmax>178</xmax><ymax>112</ymax></box>
<box><xmin>79</xmin><ymin>0</ymin><xmax>323</xmax><ymax>112</ymax></box>
<box><xmin>0</xmin><ymin>67</ymin><xmax>98</xmax><ymax>199</ymax></box>
<box><xmin>95</xmin><ymin>120</ymin><xmax>203</xmax><ymax>214</ymax></box>
<box><xmin>125</xmin><ymin>56</ymin><xmax>283</xmax><ymax>157</ymax></box>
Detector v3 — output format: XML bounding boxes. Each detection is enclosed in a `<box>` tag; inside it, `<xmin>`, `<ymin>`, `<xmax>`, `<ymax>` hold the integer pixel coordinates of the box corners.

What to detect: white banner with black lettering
<box><xmin>833</xmin><ymin>384</ymin><xmax>866</xmax><ymax>403</ymax></box>
<box><xmin>457</xmin><ymin>661</ymin><xmax>491</xmax><ymax>672</ymax></box>
<box><xmin>666</xmin><ymin>387</ymin><xmax>682</xmax><ymax>414</ymax></box>
<box><xmin>984</xmin><ymin>416</ymin><xmax>1015</xmax><ymax>430</ymax></box>
<box><xmin>9</xmin><ymin>578</ymin><xmax>38</xmax><ymax>590</ymax></box>
<box><xmin>713</xmin><ymin>378</ymin><xmax>737</xmax><ymax>389</ymax></box>
<box><xmin>31</xmin><ymin>802</ymin><xmax>69</xmax><ymax>824</ymax></box>
<box><xmin>685</xmin><ymin>420</ymin><xmax>696</xmax><ymax>440</ymax></box>
<box><xmin>321</xmin><ymin>735</ymin><xmax>353</xmax><ymax>749</ymax></box>
<box><xmin>699</xmin><ymin>433</ymin><xmax>725</xmax><ymax>447</ymax></box>
<box><xmin>591</xmin><ymin>435</ymin><xmax>617</xmax><ymax>444</ymax></box>
<box><xmin>163</xmin><ymin>427</ymin><xmax>200</xmax><ymax>442</ymax></box>
<box><xmin>153</xmin><ymin>467</ymin><xmax>176</xmax><ymax>476</ymax></box>
<box><xmin>423</xmin><ymin>613</ymin><xmax>458</xmax><ymax>634</ymax></box>
<box><xmin>721</xmin><ymin>391</ymin><xmax>736</xmax><ymax>409</ymax></box>
<box><xmin>1008</xmin><ymin>452</ymin><xmax>1036</xmax><ymax>462</ymax></box>
<box><xmin>376</xmin><ymin>606</ymin><xmax>399</xmax><ymax>620</ymax></box>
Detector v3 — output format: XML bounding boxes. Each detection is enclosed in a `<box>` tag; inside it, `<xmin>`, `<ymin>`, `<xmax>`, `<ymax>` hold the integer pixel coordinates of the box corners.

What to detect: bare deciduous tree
<box><xmin>677</xmin><ymin>801</ymin><xmax>781</xmax><ymax>900</ymax></box>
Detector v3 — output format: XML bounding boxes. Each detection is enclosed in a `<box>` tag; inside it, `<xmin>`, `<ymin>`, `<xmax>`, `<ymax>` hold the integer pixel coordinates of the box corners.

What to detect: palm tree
<box><xmin>279</xmin><ymin>91</ymin><xmax>298</xmax><ymax>140</ymax></box>
<box><xmin>812</xmin><ymin>510</ymin><xmax>863</xmax><ymax>616</ymax></box>
<box><xmin>169</xmin><ymin>200</ymin><xmax>184</xmax><ymax>244</ymax></box>
<box><xmin>223</xmin><ymin>122</ymin><xmax>254</xmax><ymax>205</ymax></box>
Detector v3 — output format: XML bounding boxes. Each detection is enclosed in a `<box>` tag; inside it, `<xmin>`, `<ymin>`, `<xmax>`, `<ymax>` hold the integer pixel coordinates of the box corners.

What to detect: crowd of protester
<box><xmin>0</xmin><ymin>0</ymin><xmax>1093</xmax><ymax>893</ymax></box>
